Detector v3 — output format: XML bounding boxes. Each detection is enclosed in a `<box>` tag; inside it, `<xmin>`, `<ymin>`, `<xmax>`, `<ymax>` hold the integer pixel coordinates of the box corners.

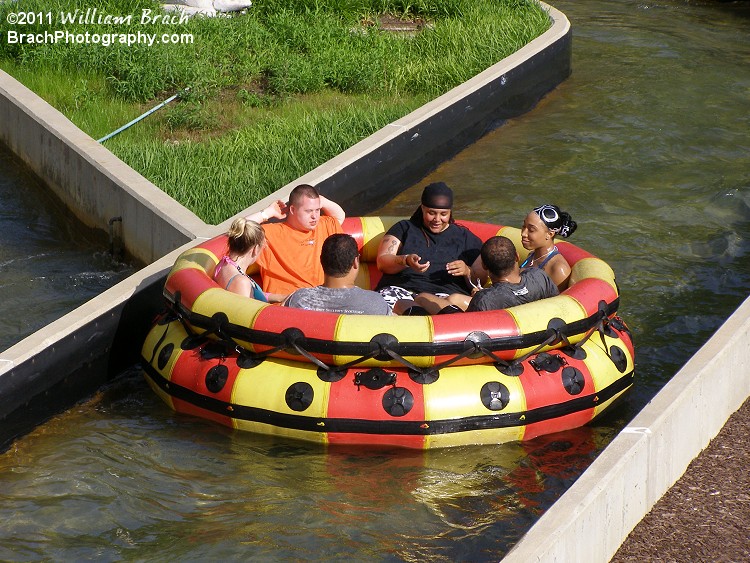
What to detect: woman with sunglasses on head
<box><xmin>521</xmin><ymin>204</ymin><xmax>577</xmax><ymax>291</ymax></box>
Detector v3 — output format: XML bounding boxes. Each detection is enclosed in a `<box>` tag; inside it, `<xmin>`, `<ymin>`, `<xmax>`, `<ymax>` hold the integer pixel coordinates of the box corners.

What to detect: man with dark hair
<box><xmin>249</xmin><ymin>184</ymin><xmax>345</xmax><ymax>296</ymax></box>
<box><xmin>285</xmin><ymin>234</ymin><xmax>391</xmax><ymax>315</ymax></box>
<box><xmin>466</xmin><ymin>236</ymin><xmax>559</xmax><ymax>312</ymax></box>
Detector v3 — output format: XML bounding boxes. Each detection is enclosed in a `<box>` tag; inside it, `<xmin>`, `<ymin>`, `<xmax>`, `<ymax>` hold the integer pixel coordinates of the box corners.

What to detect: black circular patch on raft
<box><xmin>495</xmin><ymin>362</ymin><xmax>524</xmax><ymax>377</ymax></box>
<box><xmin>465</xmin><ymin>331</ymin><xmax>490</xmax><ymax>359</ymax></box>
<box><xmin>285</xmin><ymin>382</ymin><xmax>314</xmax><ymax>412</ymax></box>
<box><xmin>370</xmin><ymin>333</ymin><xmax>399</xmax><ymax>362</ymax></box>
<box><xmin>200</xmin><ymin>341</ymin><xmax>230</xmax><ymax>360</ymax></box>
<box><xmin>547</xmin><ymin>317</ymin><xmax>567</xmax><ymax>344</ymax></box>
<box><xmin>382</xmin><ymin>387</ymin><xmax>414</xmax><ymax>417</ymax></box>
<box><xmin>561</xmin><ymin>367</ymin><xmax>585</xmax><ymax>395</ymax></box>
<box><xmin>354</xmin><ymin>368</ymin><xmax>396</xmax><ymax>390</ymax></box>
<box><xmin>560</xmin><ymin>345</ymin><xmax>587</xmax><ymax>360</ymax></box>
<box><xmin>610</xmin><ymin>345</ymin><xmax>628</xmax><ymax>373</ymax></box>
<box><xmin>157</xmin><ymin>343</ymin><xmax>174</xmax><ymax>370</ymax></box>
<box><xmin>209</xmin><ymin>311</ymin><xmax>229</xmax><ymax>332</ymax></box>
<box><xmin>609</xmin><ymin>316</ymin><xmax>628</xmax><ymax>333</ymax></box>
<box><xmin>317</xmin><ymin>366</ymin><xmax>347</xmax><ymax>383</ymax></box>
<box><xmin>481</xmin><ymin>381</ymin><xmax>510</xmax><ymax>411</ymax></box>
<box><xmin>281</xmin><ymin>327</ymin><xmax>306</xmax><ymax>355</ymax></box>
<box><xmin>409</xmin><ymin>368</ymin><xmax>439</xmax><ymax>385</ymax></box>
<box><xmin>530</xmin><ymin>352</ymin><xmax>566</xmax><ymax>373</ymax></box>
<box><xmin>205</xmin><ymin>364</ymin><xmax>229</xmax><ymax>393</ymax></box>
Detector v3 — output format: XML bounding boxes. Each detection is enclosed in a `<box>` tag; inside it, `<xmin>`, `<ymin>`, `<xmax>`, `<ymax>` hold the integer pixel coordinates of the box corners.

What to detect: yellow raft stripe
<box><xmin>168</xmin><ymin>247</ymin><xmax>219</xmax><ymax>281</ymax></box>
<box><xmin>140</xmin><ymin>320</ymin><xmax>187</xmax><ymax>410</ymax></box>
<box><xmin>507</xmin><ymin>294</ymin><xmax>588</xmax><ymax>358</ymax></box>
<box><xmin>230</xmin><ymin>356</ymin><xmax>331</xmax><ymax>443</ymax></box>
<box><xmin>192</xmin><ymin>287</ymin><xmax>268</xmax><ymax>328</ymax></box>
<box><xmin>423</xmin><ymin>363</ymin><xmax>527</xmax><ymax>447</ymax></box>
<box><xmin>359</xmin><ymin>216</ymin><xmax>386</xmax><ymax>262</ymax></box>
<box><xmin>333</xmin><ymin>313</ymin><xmax>437</xmax><ymax>367</ymax></box>
<box><xmin>570</xmin><ymin>256</ymin><xmax>617</xmax><ymax>292</ymax></box>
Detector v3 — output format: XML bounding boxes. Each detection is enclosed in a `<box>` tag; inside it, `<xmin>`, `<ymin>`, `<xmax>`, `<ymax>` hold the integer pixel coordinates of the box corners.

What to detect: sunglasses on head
<box><xmin>534</xmin><ymin>205</ymin><xmax>559</xmax><ymax>224</ymax></box>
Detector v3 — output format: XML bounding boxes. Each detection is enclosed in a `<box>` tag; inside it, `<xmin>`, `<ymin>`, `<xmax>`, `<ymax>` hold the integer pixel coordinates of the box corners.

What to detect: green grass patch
<box><xmin>0</xmin><ymin>0</ymin><xmax>550</xmax><ymax>224</ymax></box>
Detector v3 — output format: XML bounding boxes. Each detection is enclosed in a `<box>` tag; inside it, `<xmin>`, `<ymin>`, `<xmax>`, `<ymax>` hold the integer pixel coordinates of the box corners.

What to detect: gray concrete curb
<box><xmin>0</xmin><ymin>70</ymin><xmax>209</xmax><ymax>265</ymax></box>
<box><xmin>503</xmin><ymin>293</ymin><xmax>750</xmax><ymax>562</ymax></box>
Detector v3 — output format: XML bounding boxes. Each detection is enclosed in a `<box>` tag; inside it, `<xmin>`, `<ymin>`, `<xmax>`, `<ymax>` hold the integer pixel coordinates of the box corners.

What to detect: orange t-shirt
<box><xmin>256</xmin><ymin>215</ymin><xmax>343</xmax><ymax>295</ymax></box>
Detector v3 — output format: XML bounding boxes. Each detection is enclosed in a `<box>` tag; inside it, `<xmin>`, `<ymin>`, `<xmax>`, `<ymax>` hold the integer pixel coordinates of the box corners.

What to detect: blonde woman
<box><xmin>213</xmin><ymin>217</ymin><xmax>285</xmax><ymax>302</ymax></box>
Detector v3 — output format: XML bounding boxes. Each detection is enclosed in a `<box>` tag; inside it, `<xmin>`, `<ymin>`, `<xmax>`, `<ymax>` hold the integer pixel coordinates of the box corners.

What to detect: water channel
<box><xmin>0</xmin><ymin>145</ymin><xmax>136</xmax><ymax>353</ymax></box>
<box><xmin>1</xmin><ymin>0</ymin><xmax>749</xmax><ymax>559</ymax></box>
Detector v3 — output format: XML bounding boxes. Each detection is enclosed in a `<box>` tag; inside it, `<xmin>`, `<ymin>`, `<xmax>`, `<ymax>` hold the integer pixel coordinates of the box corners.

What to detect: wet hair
<box><xmin>409</xmin><ymin>182</ymin><xmax>456</xmax><ymax>226</ymax></box>
<box><xmin>533</xmin><ymin>204</ymin><xmax>577</xmax><ymax>238</ymax></box>
<box><xmin>320</xmin><ymin>233</ymin><xmax>358</xmax><ymax>278</ymax></box>
<box><xmin>289</xmin><ymin>184</ymin><xmax>320</xmax><ymax>207</ymax></box>
<box><xmin>226</xmin><ymin>217</ymin><xmax>265</xmax><ymax>255</ymax></box>
<box><xmin>481</xmin><ymin>236</ymin><xmax>517</xmax><ymax>278</ymax></box>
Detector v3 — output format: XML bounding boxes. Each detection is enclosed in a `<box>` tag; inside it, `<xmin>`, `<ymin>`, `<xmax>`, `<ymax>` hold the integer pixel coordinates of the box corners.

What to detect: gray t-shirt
<box><xmin>466</xmin><ymin>268</ymin><xmax>559</xmax><ymax>312</ymax></box>
<box><xmin>285</xmin><ymin>286</ymin><xmax>391</xmax><ymax>315</ymax></box>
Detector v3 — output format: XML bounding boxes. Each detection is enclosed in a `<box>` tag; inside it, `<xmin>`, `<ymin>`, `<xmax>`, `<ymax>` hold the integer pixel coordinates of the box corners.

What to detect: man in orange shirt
<box><xmin>246</xmin><ymin>184</ymin><xmax>345</xmax><ymax>297</ymax></box>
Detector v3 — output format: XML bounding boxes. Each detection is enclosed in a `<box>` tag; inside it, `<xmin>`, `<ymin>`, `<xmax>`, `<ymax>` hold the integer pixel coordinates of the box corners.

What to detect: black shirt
<box><xmin>376</xmin><ymin>219</ymin><xmax>482</xmax><ymax>295</ymax></box>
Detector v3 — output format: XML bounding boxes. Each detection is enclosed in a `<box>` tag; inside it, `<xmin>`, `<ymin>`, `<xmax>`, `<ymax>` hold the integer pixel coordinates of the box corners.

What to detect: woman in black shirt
<box><xmin>375</xmin><ymin>182</ymin><xmax>483</xmax><ymax>314</ymax></box>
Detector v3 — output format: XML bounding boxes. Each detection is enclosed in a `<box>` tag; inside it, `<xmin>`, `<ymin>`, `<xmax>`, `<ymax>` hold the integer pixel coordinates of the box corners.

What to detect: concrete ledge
<box><xmin>503</xmin><ymin>293</ymin><xmax>750</xmax><ymax>562</ymax></box>
<box><xmin>0</xmin><ymin>71</ymin><xmax>208</xmax><ymax>264</ymax></box>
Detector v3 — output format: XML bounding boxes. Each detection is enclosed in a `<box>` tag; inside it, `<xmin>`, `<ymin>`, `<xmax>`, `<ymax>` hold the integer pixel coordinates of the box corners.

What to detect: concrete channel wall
<box><xmin>0</xmin><ymin>72</ymin><xmax>209</xmax><ymax>265</ymax></box>
<box><xmin>503</xmin><ymin>294</ymin><xmax>750</xmax><ymax>562</ymax></box>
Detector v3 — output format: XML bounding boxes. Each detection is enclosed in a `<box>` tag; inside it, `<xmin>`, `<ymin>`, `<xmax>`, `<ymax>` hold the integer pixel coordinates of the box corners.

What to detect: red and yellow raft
<box><xmin>141</xmin><ymin>217</ymin><xmax>634</xmax><ymax>449</ymax></box>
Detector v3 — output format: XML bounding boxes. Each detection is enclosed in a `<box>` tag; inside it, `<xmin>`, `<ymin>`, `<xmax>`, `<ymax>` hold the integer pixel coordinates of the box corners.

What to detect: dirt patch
<box><xmin>612</xmin><ymin>397</ymin><xmax>750</xmax><ymax>562</ymax></box>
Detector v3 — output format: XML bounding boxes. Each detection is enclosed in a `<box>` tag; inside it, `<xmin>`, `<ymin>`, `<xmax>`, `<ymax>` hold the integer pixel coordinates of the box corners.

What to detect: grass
<box><xmin>0</xmin><ymin>0</ymin><xmax>550</xmax><ymax>224</ymax></box>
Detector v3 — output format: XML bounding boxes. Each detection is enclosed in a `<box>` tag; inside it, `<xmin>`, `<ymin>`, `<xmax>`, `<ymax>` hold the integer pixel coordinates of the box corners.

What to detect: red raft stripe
<box><xmin>556</xmin><ymin>240</ymin><xmax>594</xmax><ymax>268</ymax></box>
<box><xmin>342</xmin><ymin>217</ymin><xmax>365</xmax><ymax>250</ymax></box>
<box><xmin>166</xmin><ymin>267</ymin><xmax>217</xmax><ymax>310</ymax></box>
<box><xmin>251</xmin><ymin>305</ymin><xmax>340</xmax><ymax>363</ymax></box>
<box><xmin>455</xmin><ymin>220</ymin><xmax>505</xmax><ymax>242</ymax></box>
<box><xmin>431</xmin><ymin>308</ymin><xmax>521</xmax><ymax>364</ymax></box>
<box><xmin>169</xmin><ymin>348</ymin><xmax>237</xmax><ymax>428</ymax></box>
<box><xmin>518</xmin><ymin>359</ymin><xmax>595</xmax><ymax>440</ymax></box>
<box><xmin>564</xmin><ymin>277</ymin><xmax>619</xmax><ymax>318</ymax></box>
<box><xmin>326</xmin><ymin>369</ymin><xmax>426</xmax><ymax>449</ymax></box>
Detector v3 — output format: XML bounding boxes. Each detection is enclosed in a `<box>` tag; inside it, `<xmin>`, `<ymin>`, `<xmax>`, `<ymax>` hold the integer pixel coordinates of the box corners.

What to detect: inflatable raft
<box><xmin>141</xmin><ymin>217</ymin><xmax>634</xmax><ymax>449</ymax></box>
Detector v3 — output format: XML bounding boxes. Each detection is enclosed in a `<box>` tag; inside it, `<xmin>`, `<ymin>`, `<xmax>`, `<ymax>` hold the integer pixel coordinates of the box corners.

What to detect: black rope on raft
<box><xmin>159</xmin><ymin>295</ymin><xmax>625</xmax><ymax>378</ymax></box>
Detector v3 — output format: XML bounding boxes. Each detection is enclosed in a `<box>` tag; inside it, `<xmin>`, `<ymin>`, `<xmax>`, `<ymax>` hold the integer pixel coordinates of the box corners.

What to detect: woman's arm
<box><xmin>376</xmin><ymin>234</ymin><xmax>429</xmax><ymax>273</ymax></box>
<box><xmin>545</xmin><ymin>255</ymin><xmax>572</xmax><ymax>291</ymax></box>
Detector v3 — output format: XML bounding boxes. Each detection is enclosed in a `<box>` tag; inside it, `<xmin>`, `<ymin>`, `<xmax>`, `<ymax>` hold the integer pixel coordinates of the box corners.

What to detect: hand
<box><xmin>266</xmin><ymin>199</ymin><xmax>287</xmax><ymax>220</ymax></box>
<box><xmin>406</xmin><ymin>253</ymin><xmax>430</xmax><ymax>273</ymax></box>
<box><xmin>446</xmin><ymin>260</ymin><xmax>469</xmax><ymax>277</ymax></box>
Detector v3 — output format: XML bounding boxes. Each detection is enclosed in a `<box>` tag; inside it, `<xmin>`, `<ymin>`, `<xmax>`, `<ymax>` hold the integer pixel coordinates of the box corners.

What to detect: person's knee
<box><xmin>447</xmin><ymin>293</ymin><xmax>470</xmax><ymax>311</ymax></box>
<box><xmin>414</xmin><ymin>294</ymin><xmax>444</xmax><ymax>315</ymax></box>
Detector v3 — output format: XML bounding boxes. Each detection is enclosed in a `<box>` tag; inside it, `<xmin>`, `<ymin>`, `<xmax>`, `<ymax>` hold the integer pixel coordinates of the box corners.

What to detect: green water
<box><xmin>1</xmin><ymin>0</ymin><xmax>749</xmax><ymax>559</ymax></box>
<box><xmin>0</xmin><ymin>146</ymin><xmax>135</xmax><ymax>353</ymax></box>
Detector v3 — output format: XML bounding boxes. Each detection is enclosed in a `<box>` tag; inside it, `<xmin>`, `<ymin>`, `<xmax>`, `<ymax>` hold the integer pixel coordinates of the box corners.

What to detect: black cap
<box><xmin>421</xmin><ymin>182</ymin><xmax>453</xmax><ymax>209</ymax></box>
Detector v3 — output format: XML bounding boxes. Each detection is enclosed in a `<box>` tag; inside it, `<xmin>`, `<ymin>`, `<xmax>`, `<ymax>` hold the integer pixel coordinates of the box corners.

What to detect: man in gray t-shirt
<box><xmin>467</xmin><ymin>236</ymin><xmax>558</xmax><ymax>312</ymax></box>
<box><xmin>285</xmin><ymin>234</ymin><xmax>391</xmax><ymax>315</ymax></box>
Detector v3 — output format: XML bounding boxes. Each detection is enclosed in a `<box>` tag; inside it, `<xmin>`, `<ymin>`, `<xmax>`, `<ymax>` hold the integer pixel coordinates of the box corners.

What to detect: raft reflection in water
<box><xmin>141</xmin><ymin>217</ymin><xmax>634</xmax><ymax>449</ymax></box>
